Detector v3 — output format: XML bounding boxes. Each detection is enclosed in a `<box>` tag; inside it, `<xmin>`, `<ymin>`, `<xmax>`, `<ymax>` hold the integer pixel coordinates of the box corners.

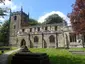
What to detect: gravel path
<box><xmin>0</xmin><ymin>48</ymin><xmax>20</xmax><ymax>64</ymax></box>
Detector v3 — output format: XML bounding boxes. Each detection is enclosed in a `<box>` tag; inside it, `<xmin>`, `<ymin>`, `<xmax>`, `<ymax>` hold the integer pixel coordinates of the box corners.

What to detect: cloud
<box><xmin>0</xmin><ymin>0</ymin><xmax>18</xmax><ymax>11</ymax></box>
<box><xmin>38</xmin><ymin>11</ymin><xmax>70</xmax><ymax>25</ymax></box>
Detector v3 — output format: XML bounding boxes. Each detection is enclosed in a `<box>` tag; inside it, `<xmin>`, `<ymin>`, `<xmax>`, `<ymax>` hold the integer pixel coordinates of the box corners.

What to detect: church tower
<box><xmin>9</xmin><ymin>7</ymin><xmax>29</xmax><ymax>46</ymax></box>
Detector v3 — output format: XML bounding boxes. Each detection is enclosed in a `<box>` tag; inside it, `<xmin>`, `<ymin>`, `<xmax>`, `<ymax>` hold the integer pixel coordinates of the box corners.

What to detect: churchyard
<box><xmin>0</xmin><ymin>46</ymin><xmax>18</xmax><ymax>55</ymax></box>
<box><xmin>7</xmin><ymin>48</ymin><xmax>85</xmax><ymax>64</ymax></box>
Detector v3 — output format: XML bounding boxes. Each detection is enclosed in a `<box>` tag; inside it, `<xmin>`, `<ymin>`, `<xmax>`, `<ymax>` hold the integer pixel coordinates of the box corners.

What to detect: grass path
<box><xmin>0</xmin><ymin>48</ymin><xmax>20</xmax><ymax>64</ymax></box>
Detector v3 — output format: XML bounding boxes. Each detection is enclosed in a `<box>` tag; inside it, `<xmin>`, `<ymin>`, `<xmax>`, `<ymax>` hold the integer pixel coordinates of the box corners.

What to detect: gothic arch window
<box><xmin>45</xmin><ymin>26</ymin><xmax>48</xmax><ymax>30</ymax></box>
<box><xmin>49</xmin><ymin>35</ymin><xmax>55</xmax><ymax>43</ymax></box>
<box><xmin>22</xmin><ymin>29</ymin><xmax>25</xmax><ymax>32</ymax></box>
<box><xmin>83</xmin><ymin>35</ymin><xmax>85</xmax><ymax>42</ymax></box>
<box><xmin>14</xmin><ymin>25</ymin><xmax>16</xmax><ymax>29</ymax></box>
<box><xmin>30</xmin><ymin>28</ymin><xmax>32</xmax><ymax>32</ymax></box>
<box><xmin>55</xmin><ymin>26</ymin><xmax>57</xmax><ymax>31</ymax></box>
<box><xmin>69</xmin><ymin>33</ymin><xmax>76</xmax><ymax>42</ymax></box>
<box><xmin>14</xmin><ymin>16</ymin><xmax>17</xmax><ymax>20</ymax></box>
<box><xmin>34</xmin><ymin>36</ymin><xmax>39</xmax><ymax>42</ymax></box>
<box><xmin>38</xmin><ymin>27</ymin><xmax>40</xmax><ymax>31</ymax></box>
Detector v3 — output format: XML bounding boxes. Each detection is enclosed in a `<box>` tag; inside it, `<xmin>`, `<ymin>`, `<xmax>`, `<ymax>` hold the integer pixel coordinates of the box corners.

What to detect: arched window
<box><xmin>14</xmin><ymin>25</ymin><xmax>16</xmax><ymax>29</ymax></box>
<box><xmin>22</xmin><ymin>29</ymin><xmax>25</xmax><ymax>32</ymax></box>
<box><xmin>55</xmin><ymin>26</ymin><xmax>57</xmax><ymax>31</ymax></box>
<box><xmin>69</xmin><ymin>33</ymin><xmax>76</xmax><ymax>42</ymax></box>
<box><xmin>49</xmin><ymin>35</ymin><xmax>55</xmax><ymax>43</ymax></box>
<box><xmin>34</xmin><ymin>36</ymin><xmax>38</xmax><ymax>42</ymax></box>
<box><xmin>84</xmin><ymin>35</ymin><xmax>85</xmax><ymax>42</ymax></box>
<box><xmin>14</xmin><ymin>16</ymin><xmax>17</xmax><ymax>20</ymax></box>
<box><xmin>45</xmin><ymin>26</ymin><xmax>48</xmax><ymax>30</ymax></box>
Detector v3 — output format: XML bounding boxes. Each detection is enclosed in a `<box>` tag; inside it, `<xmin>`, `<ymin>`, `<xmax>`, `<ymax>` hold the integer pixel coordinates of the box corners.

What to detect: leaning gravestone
<box><xmin>11</xmin><ymin>46</ymin><xmax>50</xmax><ymax>64</ymax></box>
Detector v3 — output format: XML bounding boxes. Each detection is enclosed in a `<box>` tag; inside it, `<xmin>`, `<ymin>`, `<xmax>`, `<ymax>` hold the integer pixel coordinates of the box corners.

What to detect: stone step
<box><xmin>69</xmin><ymin>50</ymin><xmax>85</xmax><ymax>55</ymax></box>
<box><xmin>69</xmin><ymin>50</ymin><xmax>84</xmax><ymax>52</ymax></box>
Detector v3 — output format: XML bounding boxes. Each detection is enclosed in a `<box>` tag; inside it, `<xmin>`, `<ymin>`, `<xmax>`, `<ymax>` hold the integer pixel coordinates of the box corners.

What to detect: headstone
<box><xmin>11</xmin><ymin>52</ymin><xmax>51</xmax><ymax>64</ymax></box>
<box><xmin>11</xmin><ymin>46</ymin><xmax>51</xmax><ymax>64</ymax></box>
<box><xmin>18</xmin><ymin>45</ymin><xmax>31</xmax><ymax>53</ymax></box>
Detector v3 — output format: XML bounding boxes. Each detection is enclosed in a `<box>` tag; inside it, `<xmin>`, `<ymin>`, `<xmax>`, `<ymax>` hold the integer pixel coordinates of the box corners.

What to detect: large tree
<box><xmin>43</xmin><ymin>14</ymin><xmax>64</xmax><ymax>24</ymax></box>
<box><xmin>0</xmin><ymin>0</ymin><xmax>12</xmax><ymax>46</ymax></box>
<box><xmin>28</xmin><ymin>18</ymin><xmax>41</xmax><ymax>26</ymax></box>
<box><xmin>0</xmin><ymin>0</ymin><xmax>11</xmax><ymax>17</ymax></box>
<box><xmin>0</xmin><ymin>20</ymin><xmax>9</xmax><ymax>46</ymax></box>
<box><xmin>68</xmin><ymin>0</ymin><xmax>85</xmax><ymax>34</ymax></box>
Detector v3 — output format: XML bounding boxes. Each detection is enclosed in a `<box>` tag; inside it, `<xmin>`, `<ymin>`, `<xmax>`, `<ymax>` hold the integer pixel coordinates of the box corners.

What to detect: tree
<box><xmin>0</xmin><ymin>0</ymin><xmax>11</xmax><ymax>17</ymax></box>
<box><xmin>0</xmin><ymin>20</ymin><xmax>9</xmax><ymax>46</ymax></box>
<box><xmin>28</xmin><ymin>18</ymin><xmax>40</xmax><ymax>26</ymax></box>
<box><xmin>43</xmin><ymin>14</ymin><xmax>64</xmax><ymax>24</ymax></box>
<box><xmin>68</xmin><ymin>0</ymin><xmax>85</xmax><ymax>34</ymax></box>
<box><xmin>68</xmin><ymin>0</ymin><xmax>85</xmax><ymax>48</ymax></box>
<box><xmin>0</xmin><ymin>0</ymin><xmax>11</xmax><ymax>4</ymax></box>
<box><xmin>0</xmin><ymin>0</ymin><xmax>11</xmax><ymax>46</ymax></box>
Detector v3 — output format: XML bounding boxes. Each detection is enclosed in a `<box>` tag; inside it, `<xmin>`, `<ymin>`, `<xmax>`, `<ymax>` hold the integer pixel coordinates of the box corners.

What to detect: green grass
<box><xmin>29</xmin><ymin>48</ymin><xmax>85</xmax><ymax>64</ymax></box>
<box><xmin>0</xmin><ymin>46</ymin><xmax>18</xmax><ymax>64</ymax></box>
<box><xmin>7</xmin><ymin>50</ymin><xmax>18</xmax><ymax>64</ymax></box>
<box><xmin>7</xmin><ymin>48</ymin><xmax>85</xmax><ymax>64</ymax></box>
<box><xmin>0</xmin><ymin>46</ymin><xmax>18</xmax><ymax>55</ymax></box>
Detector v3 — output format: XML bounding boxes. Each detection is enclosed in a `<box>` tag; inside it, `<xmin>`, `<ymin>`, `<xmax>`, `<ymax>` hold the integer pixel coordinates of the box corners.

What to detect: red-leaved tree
<box><xmin>68</xmin><ymin>0</ymin><xmax>85</xmax><ymax>34</ymax></box>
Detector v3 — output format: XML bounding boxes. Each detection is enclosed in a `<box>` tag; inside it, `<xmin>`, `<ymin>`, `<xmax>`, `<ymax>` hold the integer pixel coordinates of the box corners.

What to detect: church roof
<box><xmin>11</xmin><ymin>11</ymin><xmax>28</xmax><ymax>17</ymax></box>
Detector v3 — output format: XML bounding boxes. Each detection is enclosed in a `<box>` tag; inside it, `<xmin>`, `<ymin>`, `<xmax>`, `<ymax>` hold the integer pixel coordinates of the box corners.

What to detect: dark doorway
<box><xmin>20</xmin><ymin>39</ymin><xmax>26</xmax><ymax>47</ymax></box>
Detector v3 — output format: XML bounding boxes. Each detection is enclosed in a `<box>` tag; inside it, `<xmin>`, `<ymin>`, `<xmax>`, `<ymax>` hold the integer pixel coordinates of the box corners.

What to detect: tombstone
<box><xmin>11</xmin><ymin>52</ymin><xmax>51</xmax><ymax>64</ymax></box>
<box><xmin>18</xmin><ymin>45</ymin><xmax>31</xmax><ymax>53</ymax></box>
<box><xmin>11</xmin><ymin>45</ymin><xmax>51</xmax><ymax>64</ymax></box>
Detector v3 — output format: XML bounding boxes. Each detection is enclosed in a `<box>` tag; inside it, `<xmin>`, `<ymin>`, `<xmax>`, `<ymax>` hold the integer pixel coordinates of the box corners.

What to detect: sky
<box><xmin>0</xmin><ymin>0</ymin><xmax>76</xmax><ymax>25</ymax></box>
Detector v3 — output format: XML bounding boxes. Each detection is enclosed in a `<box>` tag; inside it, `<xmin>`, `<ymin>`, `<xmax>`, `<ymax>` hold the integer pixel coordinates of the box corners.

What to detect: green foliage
<box><xmin>0</xmin><ymin>8</ymin><xmax>7</xmax><ymax>17</ymax></box>
<box><xmin>0</xmin><ymin>46</ymin><xmax>18</xmax><ymax>55</ymax></box>
<box><xmin>0</xmin><ymin>20</ymin><xmax>9</xmax><ymax>45</ymax></box>
<box><xmin>28</xmin><ymin>18</ymin><xmax>40</xmax><ymax>26</ymax></box>
<box><xmin>29</xmin><ymin>48</ymin><xmax>85</xmax><ymax>64</ymax></box>
<box><xmin>43</xmin><ymin>14</ymin><xmax>64</xmax><ymax>24</ymax></box>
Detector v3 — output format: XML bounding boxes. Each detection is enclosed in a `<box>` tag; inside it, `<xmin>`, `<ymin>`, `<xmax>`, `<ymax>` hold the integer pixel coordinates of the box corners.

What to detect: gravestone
<box><xmin>11</xmin><ymin>46</ymin><xmax>50</xmax><ymax>64</ymax></box>
<box><xmin>18</xmin><ymin>45</ymin><xmax>31</xmax><ymax>52</ymax></box>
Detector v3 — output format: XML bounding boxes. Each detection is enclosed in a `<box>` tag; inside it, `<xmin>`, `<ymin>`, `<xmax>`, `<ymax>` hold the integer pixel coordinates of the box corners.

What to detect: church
<box><xmin>9</xmin><ymin>8</ymin><xmax>85</xmax><ymax>48</ymax></box>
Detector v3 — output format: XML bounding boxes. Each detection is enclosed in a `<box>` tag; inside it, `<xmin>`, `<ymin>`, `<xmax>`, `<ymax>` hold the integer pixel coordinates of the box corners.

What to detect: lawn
<box><xmin>7</xmin><ymin>48</ymin><xmax>85</xmax><ymax>64</ymax></box>
<box><xmin>0</xmin><ymin>46</ymin><xmax>18</xmax><ymax>55</ymax></box>
<box><xmin>29</xmin><ymin>48</ymin><xmax>85</xmax><ymax>64</ymax></box>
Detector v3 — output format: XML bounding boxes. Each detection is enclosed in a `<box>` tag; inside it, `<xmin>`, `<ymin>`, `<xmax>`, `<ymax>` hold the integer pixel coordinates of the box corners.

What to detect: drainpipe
<box><xmin>55</xmin><ymin>33</ymin><xmax>58</xmax><ymax>48</ymax></box>
<box><xmin>42</xmin><ymin>33</ymin><xmax>43</xmax><ymax>48</ymax></box>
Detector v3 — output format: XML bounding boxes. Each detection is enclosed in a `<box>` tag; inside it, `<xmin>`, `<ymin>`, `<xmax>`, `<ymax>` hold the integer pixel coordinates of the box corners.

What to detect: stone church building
<box><xmin>9</xmin><ymin>9</ymin><xmax>85</xmax><ymax>48</ymax></box>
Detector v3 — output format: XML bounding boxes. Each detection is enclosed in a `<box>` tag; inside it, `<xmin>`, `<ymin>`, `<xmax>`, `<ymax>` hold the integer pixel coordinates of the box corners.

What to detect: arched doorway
<box><xmin>20</xmin><ymin>39</ymin><xmax>26</xmax><ymax>47</ymax></box>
